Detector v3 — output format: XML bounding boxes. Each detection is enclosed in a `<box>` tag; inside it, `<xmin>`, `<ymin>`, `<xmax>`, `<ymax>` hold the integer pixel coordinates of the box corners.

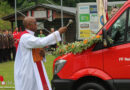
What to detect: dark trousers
<box><xmin>0</xmin><ymin>49</ymin><xmax>3</xmax><ymax>63</ymax></box>
<box><xmin>3</xmin><ymin>48</ymin><xmax>8</xmax><ymax>62</ymax></box>
<box><xmin>12</xmin><ymin>47</ymin><xmax>16</xmax><ymax>60</ymax></box>
<box><xmin>8</xmin><ymin>48</ymin><xmax>12</xmax><ymax>60</ymax></box>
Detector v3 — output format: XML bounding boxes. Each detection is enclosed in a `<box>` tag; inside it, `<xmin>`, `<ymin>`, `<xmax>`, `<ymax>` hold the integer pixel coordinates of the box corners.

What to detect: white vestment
<box><xmin>14</xmin><ymin>30</ymin><xmax>61</xmax><ymax>90</ymax></box>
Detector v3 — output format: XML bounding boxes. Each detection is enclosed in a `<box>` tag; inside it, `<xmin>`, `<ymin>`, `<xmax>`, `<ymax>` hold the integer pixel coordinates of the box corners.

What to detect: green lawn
<box><xmin>0</xmin><ymin>54</ymin><xmax>55</xmax><ymax>90</ymax></box>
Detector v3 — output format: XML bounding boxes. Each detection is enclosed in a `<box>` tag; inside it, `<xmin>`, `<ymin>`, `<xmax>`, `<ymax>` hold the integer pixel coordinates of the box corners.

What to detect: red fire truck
<box><xmin>52</xmin><ymin>0</ymin><xmax>130</xmax><ymax>90</ymax></box>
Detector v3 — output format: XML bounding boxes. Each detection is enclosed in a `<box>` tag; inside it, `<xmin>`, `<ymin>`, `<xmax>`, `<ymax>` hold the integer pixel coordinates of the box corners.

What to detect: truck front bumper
<box><xmin>51</xmin><ymin>75</ymin><xmax>74</xmax><ymax>90</ymax></box>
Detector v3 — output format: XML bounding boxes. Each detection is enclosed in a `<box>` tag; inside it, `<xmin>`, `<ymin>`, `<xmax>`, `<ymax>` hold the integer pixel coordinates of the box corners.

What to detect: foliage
<box><xmin>36</xmin><ymin>0</ymin><xmax>56</xmax><ymax>5</ymax></box>
<box><xmin>18</xmin><ymin>1</ymin><xmax>35</xmax><ymax>9</ymax></box>
<box><xmin>5</xmin><ymin>0</ymin><xmax>25</xmax><ymax>8</ymax></box>
<box><xmin>4</xmin><ymin>0</ymin><xmax>56</xmax><ymax>8</ymax></box>
<box><xmin>17</xmin><ymin>0</ymin><xmax>55</xmax><ymax>9</ymax></box>
<box><xmin>0</xmin><ymin>1</ymin><xmax>14</xmax><ymax>30</ymax></box>
<box><xmin>53</xmin><ymin>35</ymin><xmax>102</xmax><ymax>57</ymax></box>
<box><xmin>52</xmin><ymin>0</ymin><xmax>123</xmax><ymax>7</ymax></box>
<box><xmin>53</xmin><ymin>0</ymin><xmax>96</xmax><ymax>7</ymax></box>
<box><xmin>4</xmin><ymin>0</ymin><xmax>125</xmax><ymax>8</ymax></box>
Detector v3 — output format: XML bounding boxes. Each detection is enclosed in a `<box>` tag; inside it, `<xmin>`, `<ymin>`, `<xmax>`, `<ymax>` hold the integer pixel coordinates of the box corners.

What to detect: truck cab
<box><xmin>52</xmin><ymin>0</ymin><xmax>130</xmax><ymax>90</ymax></box>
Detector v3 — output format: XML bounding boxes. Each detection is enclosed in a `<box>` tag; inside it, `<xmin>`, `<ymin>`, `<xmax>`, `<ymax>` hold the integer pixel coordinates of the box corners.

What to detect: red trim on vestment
<box><xmin>36</xmin><ymin>61</ymin><xmax>49</xmax><ymax>90</ymax></box>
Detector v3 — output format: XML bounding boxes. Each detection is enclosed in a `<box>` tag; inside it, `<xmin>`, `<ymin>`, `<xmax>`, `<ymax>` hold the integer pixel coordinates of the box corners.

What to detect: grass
<box><xmin>0</xmin><ymin>54</ymin><xmax>55</xmax><ymax>90</ymax></box>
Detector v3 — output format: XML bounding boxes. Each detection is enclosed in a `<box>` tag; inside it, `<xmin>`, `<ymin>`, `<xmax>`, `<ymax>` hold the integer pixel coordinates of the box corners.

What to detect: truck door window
<box><xmin>109</xmin><ymin>11</ymin><xmax>127</xmax><ymax>45</ymax></box>
<box><xmin>93</xmin><ymin>10</ymin><xmax>128</xmax><ymax>51</ymax></box>
<box><xmin>127</xmin><ymin>9</ymin><xmax>130</xmax><ymax>41</ymax></box>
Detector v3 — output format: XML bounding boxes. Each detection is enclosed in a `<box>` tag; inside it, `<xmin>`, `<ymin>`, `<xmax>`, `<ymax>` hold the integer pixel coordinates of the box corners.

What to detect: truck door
<box><xmin>103</xmin><ymin>8</ymin><xmax>130</xmax><ymax>79</ymax></box>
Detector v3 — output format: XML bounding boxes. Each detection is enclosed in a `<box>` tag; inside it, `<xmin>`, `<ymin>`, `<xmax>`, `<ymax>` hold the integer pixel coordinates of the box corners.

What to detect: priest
<box><xmin>14</xmin><ymin>16</ymin><xmax>67</xmax><ymax>90</ymax></box>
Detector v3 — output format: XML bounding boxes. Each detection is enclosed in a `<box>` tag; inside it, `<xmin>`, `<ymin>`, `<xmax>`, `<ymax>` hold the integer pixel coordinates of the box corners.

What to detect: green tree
<box><xmin>53</xmin><ymin>0</ymin><xmax>125</xmax><ymax>7</ymax></box>
<box><xmin>0</xmin><ymin>1</ymin><xmax>14</xmax><ymax>30</ymax></box>
<box><xmin>4</xmin><ymin>0</ymin><xmax>25</xmax><ymax>8</ymax></box>
<box><xmin>18</xmin><ymin>0</ymin><xmax>55</xmax><ymax>9</ymax></box>
<box><xmin>5</xmin><ymin>0</ymin><xmax>55</xmax><ymax>8</ymax></box>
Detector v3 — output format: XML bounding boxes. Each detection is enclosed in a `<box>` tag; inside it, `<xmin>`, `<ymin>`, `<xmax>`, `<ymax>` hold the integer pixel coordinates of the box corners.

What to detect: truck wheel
<box><xmin>77</xmin><ymin>82</ymin><xmax>106</xmax><ymax>90</ymax></box>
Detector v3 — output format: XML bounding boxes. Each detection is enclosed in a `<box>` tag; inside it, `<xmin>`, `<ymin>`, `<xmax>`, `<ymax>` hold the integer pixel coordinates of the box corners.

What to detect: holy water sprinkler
<box><xmin>66</xmin><ymin>19</ymin><xmax>73</xmax><ymax>27</ymax></box>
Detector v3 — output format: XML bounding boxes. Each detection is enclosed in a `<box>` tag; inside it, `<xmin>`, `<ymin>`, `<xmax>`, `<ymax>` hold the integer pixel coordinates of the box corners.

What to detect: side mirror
<box><xmin>102</xmin><ymin>28</ymin><xmax>110</xmax><ymax>47</ymax></box>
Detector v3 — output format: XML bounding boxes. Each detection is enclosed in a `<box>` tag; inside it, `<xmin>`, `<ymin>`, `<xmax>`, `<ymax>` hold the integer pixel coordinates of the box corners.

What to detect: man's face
<box><xmin>40</xmin><ymin>30</ymin><xmax>43</xmax><ymax>34</ymax></box>
<box><xmin>23</xmin><ymin>17</ymin><xmax>38</xmax><ymax>32</ymax></box>
<box><xmin>9</xmin><ymin>31</ymin><xmax>12</xmax><ymax>34</ymax></box>
<box><xmin>51</xmin><ymin>28</ymin><xmax>54</xmax><ymax>32</ymax></box>
<box><xmin>29</xmin><ymin>19</ymin><xmax>37</xmax><ymax>32</ymax></box>
<box><xmin>5</xmin><ymin>30</ymin><xmax>8</xmax><ymax>35</ymax></box>
<box><xmin>15</xmin><ymin>28</ymin><xmax>18</xmax><ymax>31</ymax></box>
<box><xmin>111</xmin><ymin>8</ymin><xmax>118</xmax><ymax>17</ymax></box>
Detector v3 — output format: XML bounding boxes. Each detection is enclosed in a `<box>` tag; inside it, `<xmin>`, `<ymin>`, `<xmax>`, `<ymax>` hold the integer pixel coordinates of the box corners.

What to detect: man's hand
<box><xmin>58</xmin><ymin>27</ymin><xmax>67</xmax><ymax>34</ymax></box>
<box><xmin>39</xmin><ymin>48</ymin><xmax>45</xmax><ymax>57</ymax></box>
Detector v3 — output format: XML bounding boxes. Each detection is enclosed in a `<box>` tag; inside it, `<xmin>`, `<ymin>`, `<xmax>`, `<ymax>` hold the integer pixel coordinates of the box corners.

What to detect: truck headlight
<box><xmin>54</xmin><ymin>59</ymin><xmax>66</xmax><ymax>74</ymax></box>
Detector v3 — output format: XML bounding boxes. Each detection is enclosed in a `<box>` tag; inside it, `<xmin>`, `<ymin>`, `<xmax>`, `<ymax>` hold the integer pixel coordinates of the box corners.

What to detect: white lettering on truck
<box><xmin>119</xmin><ymin>57</ymin><xmax>130</xmax><ymax>62</ymax></box>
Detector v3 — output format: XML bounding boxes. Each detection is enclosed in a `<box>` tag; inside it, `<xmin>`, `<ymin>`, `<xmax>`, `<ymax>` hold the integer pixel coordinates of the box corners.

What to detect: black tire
<box><xmin>77</xmin><ymin>82</ymin><xmax>106</xmax><ymax>90</ymax></box>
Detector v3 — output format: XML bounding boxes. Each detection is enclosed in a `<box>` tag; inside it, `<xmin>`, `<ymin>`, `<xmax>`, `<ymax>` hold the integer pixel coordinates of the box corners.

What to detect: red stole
<box><xmin>16</xmin><ymin>30</ymin><xmax>29</xmax><ymax>50</ymax></box>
